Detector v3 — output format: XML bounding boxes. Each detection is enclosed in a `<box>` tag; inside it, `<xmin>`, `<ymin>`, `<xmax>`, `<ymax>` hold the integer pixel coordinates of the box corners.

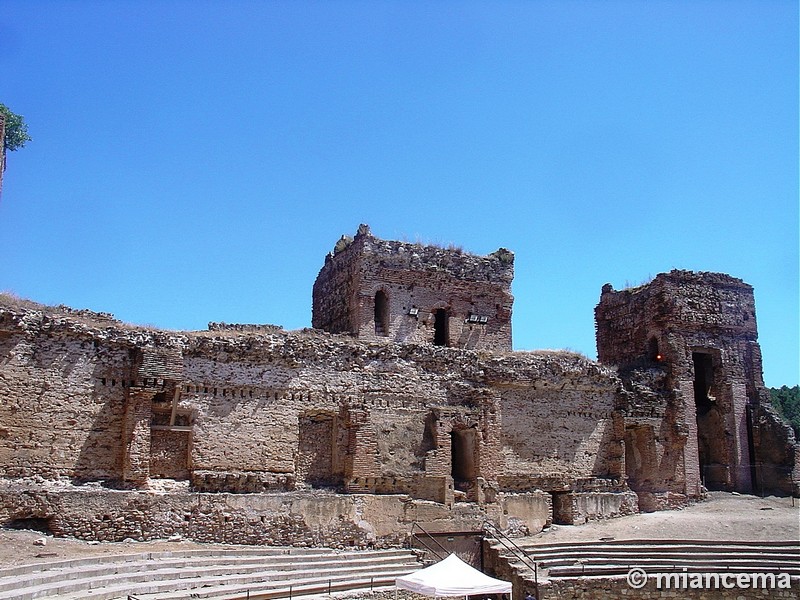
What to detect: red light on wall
<box><xmin>655</xmin><ymin>354</ymin><xmax>663</xmax><ymax>361</ymax></box>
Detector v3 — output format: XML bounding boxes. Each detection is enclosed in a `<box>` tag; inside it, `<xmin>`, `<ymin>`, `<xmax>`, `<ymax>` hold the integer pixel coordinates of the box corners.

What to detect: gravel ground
<box><xmin>0</xmin><ymin>492</ymin><xmax>797</xmax><ymax>570</ymax></box>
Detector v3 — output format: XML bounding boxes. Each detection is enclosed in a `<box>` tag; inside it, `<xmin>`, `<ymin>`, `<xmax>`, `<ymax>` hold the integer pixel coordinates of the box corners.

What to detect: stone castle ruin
<box><xmin>0</xmin><ymin>225</ymin><xmax>797</xmax><ymax>546</ymax></box>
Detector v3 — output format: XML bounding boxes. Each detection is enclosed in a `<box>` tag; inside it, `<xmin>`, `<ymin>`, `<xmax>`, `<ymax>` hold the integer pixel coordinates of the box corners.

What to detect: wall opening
<box><xmin>551</xmin><ymin>492</ymin><xmax>574</xmax><ymax>525</ymax></box>
<box><xmin>374</xmin><ymin>291</ymin><xmax>389</xmax><ymax>336</ymax></box>
<box><xmin>434</xmin><ymin>309</ymin><xmax>449</xmax><ymax>346</ymax></box>
<box><xmin>6</xmin><ymin>516</ymin><xmax>53</xmax><ymax>534</ymax></box>
<box><xmin>450</xmin><ymin>428</ymin><xmax>477</xmax><ymax>495</ymax></box>
<box><xmin>693</xmin><ymin>352</ymin><xmax>729</xmax><ymax>490</ymax></box>
<box><xmin>624</xmin><ymin>425</ymin><xmax>658</xmax><ymax>495</ymax></box>
<box><xmin>648</xmin><ymin>337</ymin><xmax>661</xmax><ymax>362</ymax></box>
<box><xmin>297</xmin><ymin>412</ymin><xmax>343</xmax><ymax>489</ymax></box>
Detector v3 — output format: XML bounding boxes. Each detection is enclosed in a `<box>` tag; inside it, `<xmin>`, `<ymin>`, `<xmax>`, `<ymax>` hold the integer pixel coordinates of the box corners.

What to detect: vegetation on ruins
<box><xmin>333</xmin><ymin>235</ymin><xmax>353</xmax><ymax>255</ymax></box>
<box><xmin>490</xmin><ymin>248</ymin><xmax>514</xmax><ymax>265</ymax></box>
<box><xmin>0</xmin><ymin>104</ymin><xmax>32</xmax><ymax>152</ymax></box>
<box><xmin>770</xmin><ymin>385</ymin><xmax>800</xmax><ymax>437</ymax></box>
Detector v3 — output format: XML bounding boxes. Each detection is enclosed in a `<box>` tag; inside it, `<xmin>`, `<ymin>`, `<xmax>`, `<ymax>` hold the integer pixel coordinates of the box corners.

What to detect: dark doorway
<box><xmin>648</xmin><ymin>337</ymin><xmax>661</xmax><ymax>362</ymax></box>
<box><xmin>434</xmin><ymin>309</ymin><xmax>449</xmax><ymax>346</ymax></box>
<box><xmin>374</xmin><ymin>291</ymin><xmax>389</xmax><ymax>336</ymax></box>
<box><xmin>552</xmin><ymin>492</ymin><xmax>574</xmax><ymax>525</ymax></box>
<box><xmin>451</xmin><ymin>428</ymin><xmax>477</xmax><ymax>494</ymax></box>
<box><xmin>693</xmin><ymin>352</ymin><xmax>729</xmax><ymax>490</ymax></box>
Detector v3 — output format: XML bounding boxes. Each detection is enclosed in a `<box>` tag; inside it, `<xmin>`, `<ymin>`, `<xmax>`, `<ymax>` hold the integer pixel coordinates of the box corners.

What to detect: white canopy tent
<box><xmin>396</xmin><ymin>553</ymin><xmax>512</xmax><ymax>597</ymax></box>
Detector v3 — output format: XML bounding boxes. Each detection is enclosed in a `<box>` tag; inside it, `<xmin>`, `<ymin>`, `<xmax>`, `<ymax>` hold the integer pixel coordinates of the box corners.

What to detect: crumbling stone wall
<box><xmin>0</xmin><ymin>478</ymin><xmax>553</xmax><ymax>547</ymax></box>
<box><xmin>312</xmin><ymin>225</ymin><xmax>514</xmax><ymax>351</ymax></box>
<box><xmin>0</xmin><ymin>293</ymin><xmax>636</xmax><ymax>538</ymax></box>
<box><xmin>749</xmin><ymin>403</ymin><xmax>800</xmax><ymax>496</ymax></box>
<box><xmin>596</xmin><ymin>270</ymin><xmax>798</xmax><ymax>500</ymax></box>
<box><xmin>0</xmin><ymin>304</ymin><xmax>131</xmax><ymax>481</ymax></box>
<box><xmin>1</xmin><ymin>254</ymin><xmax>794</xmax><ymax>547</ymax></box>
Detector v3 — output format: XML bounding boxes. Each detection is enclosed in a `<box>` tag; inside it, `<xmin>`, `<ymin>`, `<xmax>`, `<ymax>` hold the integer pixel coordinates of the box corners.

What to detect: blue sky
<box><xmin>0</xmin><ymin>1</ymin><xmax>797</xmax><ymax>387</ymax></box>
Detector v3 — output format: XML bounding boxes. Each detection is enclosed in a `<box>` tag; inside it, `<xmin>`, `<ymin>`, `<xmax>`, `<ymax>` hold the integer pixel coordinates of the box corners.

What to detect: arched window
<box><xmin>374</xmin><ymin>290</ymin><xmax>389</xmax><ymax>336</ymax></box>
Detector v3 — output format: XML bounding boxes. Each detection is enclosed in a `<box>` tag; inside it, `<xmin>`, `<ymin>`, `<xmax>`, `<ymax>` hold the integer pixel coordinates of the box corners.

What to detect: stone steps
<box><xmin>1</xmin><ymin>554</ymin><xmax>412</xmax><ymax>596</ymax></box>
<box><xmin>127</xmin><ymin>568</ymin><xmax>413</xmax><ymax>600</ymax></box>
<box><xmin>494</xmin><ymin>539</ymin><xmax>800</xmax><ymax>581</ymax></box>
<box><xmin>0</xmin><ymin>546</ymin><xmax>327</xmax><ymax>581</ymax></box>
<box><xmin>0</xmin><ymin>547</ymin><xmax>419</xmax><ymax>600</ymax></box>
<box><xmin>515</xmin><ymin>538</ymin><xmax>800</xmax><ymax>551</ymax></box>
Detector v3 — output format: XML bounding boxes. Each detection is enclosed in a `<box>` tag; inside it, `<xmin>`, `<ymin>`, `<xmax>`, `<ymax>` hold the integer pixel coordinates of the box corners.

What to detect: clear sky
<box><xmin>0</xmin><ymin>1</ymin><xmax>797</xmax><ymax>387</ymax></box>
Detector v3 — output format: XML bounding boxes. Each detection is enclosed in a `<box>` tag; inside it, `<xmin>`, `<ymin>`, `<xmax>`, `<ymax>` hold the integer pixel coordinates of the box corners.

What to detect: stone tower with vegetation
<box><xmin>312</xmin><ymin>224</ymin><xmax>515</xmax><ymax>351</ymax></box>
<box><xmin>596</xmin><ymin>270</ymin><xmax>798</xmax><ymax>506</ymax></box>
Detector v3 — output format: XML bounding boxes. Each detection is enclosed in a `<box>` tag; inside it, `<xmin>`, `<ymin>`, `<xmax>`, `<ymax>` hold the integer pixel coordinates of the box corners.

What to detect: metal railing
<box><xmin>482</xmin><ymin>520</ymin><xmax>538</xmax><ymax>596</ymax></box>
<box><xmin>409</xmin><ymin>521</ymin><xmax>449</xmax><ymax>562</ymax></box>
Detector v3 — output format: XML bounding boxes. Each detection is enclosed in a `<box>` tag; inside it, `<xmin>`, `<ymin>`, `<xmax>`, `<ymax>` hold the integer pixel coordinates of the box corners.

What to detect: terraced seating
<box><xmin>0</xmin><ymin>546</ymin><xmax>420</xmax><ymax>600</ymax></box>
<box><xmin>502</xmin><ymin>539</ymin><xmax>800</xmax><ymax>580</ymax></box>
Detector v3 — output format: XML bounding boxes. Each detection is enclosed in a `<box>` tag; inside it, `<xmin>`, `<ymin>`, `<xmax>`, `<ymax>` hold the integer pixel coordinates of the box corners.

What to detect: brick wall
<box><xmin>0</xmin><ymin>297</ymin><xmax>633</xmax><ymax>507</ymax></box>
<box><xmin>2</xmin><ymin>263</ymin><xmax>794</xmax><ymax>546</ymax></box>
<box><xmin>312</xmin><ymin>225</ymin><xmax>514</xmax><ymax>351</ymax></box>
<box><xmin>596</xmin><ymin>270</ymin><xmax>798</xmax><ymax>498</ymax></box>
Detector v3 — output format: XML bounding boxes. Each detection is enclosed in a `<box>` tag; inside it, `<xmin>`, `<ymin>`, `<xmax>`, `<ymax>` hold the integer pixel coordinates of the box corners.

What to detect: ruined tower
<box><xmin>596</xmin><ymin>270</ymin><xmax>798</xmax><ymax>502</ymax></box>
<box><xmin>312</xmin><ymin>225</ymin><xmax>514</xmax><ymax>351</ymax></box>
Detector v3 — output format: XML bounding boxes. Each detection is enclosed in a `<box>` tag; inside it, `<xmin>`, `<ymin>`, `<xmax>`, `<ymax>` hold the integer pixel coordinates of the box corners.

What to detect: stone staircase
<box><xmin>0</xmin><ymin>546</ymin><xmax>420</xmax><ymax>600</ymax></box>
<box><xmin>524</xmin><ymin>539</ymin><xmax>800</xmax><ymax>579</ymax></box>
<box><xmin>489</xmin><ymin>538</ymin><xmax>800</xmax><ymax>592</ymax></box>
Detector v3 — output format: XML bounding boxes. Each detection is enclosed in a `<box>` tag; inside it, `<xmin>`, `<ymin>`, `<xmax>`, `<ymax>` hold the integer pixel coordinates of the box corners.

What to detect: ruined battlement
<box><xmin>594</xmin><ymin>269</ymin><xmax>794</xmax><ymax>499</ymax></box>
<box><xmin>0</xmin><ymin>236</ymin><xmax>796</xmax><ymax>548</ymax></box>
<box><xmin>323</xmin><ymin>225</ymin><xmax>515</xmax><ymax>285</ymax></box>
<box><xmin>312</xmin><ymin>225</ymin><xmax>514</xmax><ymax>350</ymax></box>
<box><xmin>0</xmin><ymin>292</ymin><xmax>623</xmax><ymax>501</ymax></box>
<box><xmin>596</xmin><ymin>270</ymin><xmax>759</xmax><ymax>370</ymax></box>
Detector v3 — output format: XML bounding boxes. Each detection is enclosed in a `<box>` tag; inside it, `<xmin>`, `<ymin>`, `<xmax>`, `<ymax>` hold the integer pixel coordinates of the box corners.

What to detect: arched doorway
<box><xmin>374</xmin><ymin>290</ymin><xmax>389</xmax><ymax>336</ymax></box>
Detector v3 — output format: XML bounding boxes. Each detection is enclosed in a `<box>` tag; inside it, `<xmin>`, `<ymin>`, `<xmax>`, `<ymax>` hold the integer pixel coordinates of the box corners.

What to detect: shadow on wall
<box><xmin>73</xmin><ymin>364</ymin><xmax>128</xmax><ymax>483</ymax></box>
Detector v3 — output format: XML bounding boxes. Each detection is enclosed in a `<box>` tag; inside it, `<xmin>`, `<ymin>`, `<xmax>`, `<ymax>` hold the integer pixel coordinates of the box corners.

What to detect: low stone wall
<box><xmin>636</xmin><ymin>491</ymin><xmax>692</xmax><ymax>512</ymax></box>
<box><xmin>553</xmin><ymin>490</ymin><xmax>639</xmax><ymax>525</ymax></box>
<box><xmin>0</xmin><ymin>480</ymin><xmax>553</xmax><ymax>547</ymax></box>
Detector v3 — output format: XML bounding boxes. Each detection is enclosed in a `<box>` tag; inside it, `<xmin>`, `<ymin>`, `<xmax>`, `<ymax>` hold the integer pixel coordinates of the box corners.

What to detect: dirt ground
<box><xmin>526</xmin><ymin>492</ymin><xmax>799</xmax><ymax>545</ymax></box>
<box><xmin>0</xmin><ymin>492</ymin><xmax>797</xmax><ymax>569</ymax></box>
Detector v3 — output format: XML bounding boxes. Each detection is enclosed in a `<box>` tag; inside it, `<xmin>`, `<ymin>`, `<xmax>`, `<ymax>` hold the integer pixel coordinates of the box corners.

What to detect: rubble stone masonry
<box><xmin>596</xmin><ymin>270</ymin><xmax>798</xmax><ymax>503</ymax></box>
<box><xmin>312</xmin><ymin>225</ymin><xmax>514</xmax><ymax>351</ymax></box>
<box><xmin>0</xmin><ymin>231</ymin><xmax>796</xmax><ymax>546</ymax></box>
